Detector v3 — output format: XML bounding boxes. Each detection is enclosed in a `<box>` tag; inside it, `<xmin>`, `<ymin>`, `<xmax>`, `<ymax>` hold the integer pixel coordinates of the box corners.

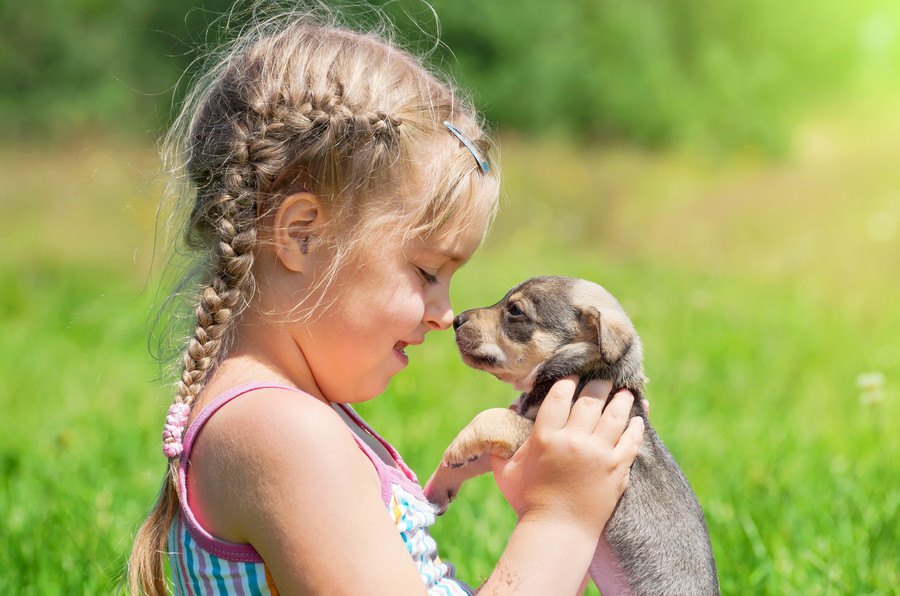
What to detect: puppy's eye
<box><xmin>507</xmin><ymin>303</ymin><xmax>525</xmax><ymax>318</ymax></box>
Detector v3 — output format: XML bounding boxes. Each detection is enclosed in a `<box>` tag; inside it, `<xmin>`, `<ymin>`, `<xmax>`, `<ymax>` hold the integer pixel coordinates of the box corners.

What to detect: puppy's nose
<box><xmin>453</xmin><ymin>312</ymin><xmax>469</xmax><ymax>331</ymax></box>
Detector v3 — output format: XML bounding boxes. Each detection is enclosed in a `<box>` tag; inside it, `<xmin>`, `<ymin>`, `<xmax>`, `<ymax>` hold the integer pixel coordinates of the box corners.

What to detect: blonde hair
<box><xmin>128</xmin><ymin>7</ymin><xmax>499</xmax><ymax>594</ymax></box>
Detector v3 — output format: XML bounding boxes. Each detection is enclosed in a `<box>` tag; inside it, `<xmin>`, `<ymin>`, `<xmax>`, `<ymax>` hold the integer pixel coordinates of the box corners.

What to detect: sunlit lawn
<box><xmin>1</xmin><ymin>96</ymin><xmax>898</xmax><ymax>594</ymax></box>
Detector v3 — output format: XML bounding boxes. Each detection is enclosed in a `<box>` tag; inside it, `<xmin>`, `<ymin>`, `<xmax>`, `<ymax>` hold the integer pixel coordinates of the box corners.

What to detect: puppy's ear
<box><xmin>579</xmin><ymin>307</ymin><xmax>633</xmax><ymax>365</ymax></box>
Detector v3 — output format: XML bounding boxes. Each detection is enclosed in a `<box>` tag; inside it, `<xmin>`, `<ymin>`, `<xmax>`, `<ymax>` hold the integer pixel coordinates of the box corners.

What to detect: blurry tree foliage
<box><xmin>1</xmin><ymin>0</ymin><xmax>898</xmax><ymax>152</ymax></box>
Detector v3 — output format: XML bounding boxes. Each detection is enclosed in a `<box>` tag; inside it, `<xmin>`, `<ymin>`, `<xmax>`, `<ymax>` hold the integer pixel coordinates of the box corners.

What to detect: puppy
<box><xmin>423</xmin><ymin>276</ymin><xmax>719</xmax><ymax>596</ymax></box>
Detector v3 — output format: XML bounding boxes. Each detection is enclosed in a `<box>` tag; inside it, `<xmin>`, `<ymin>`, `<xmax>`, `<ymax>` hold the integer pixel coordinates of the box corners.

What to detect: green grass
<box><xmin>1</xmin><ymin>97</ymin><xmax>899</xmax><ymax>593</ymax></box>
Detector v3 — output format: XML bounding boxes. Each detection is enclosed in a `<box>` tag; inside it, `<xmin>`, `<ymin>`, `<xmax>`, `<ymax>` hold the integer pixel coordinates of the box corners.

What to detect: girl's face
<box><xmin>295</xmin><ymin>225</ymin><xmax>483</xmax><ymax>404</ymax></box>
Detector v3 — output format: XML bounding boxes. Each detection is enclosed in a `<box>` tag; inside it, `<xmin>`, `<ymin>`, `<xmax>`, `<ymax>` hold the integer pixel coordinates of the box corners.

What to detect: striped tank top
<box><xmin>167</xmin><ymin>382</ymin><xmax>474</xmax><ymax>595</ymax></box>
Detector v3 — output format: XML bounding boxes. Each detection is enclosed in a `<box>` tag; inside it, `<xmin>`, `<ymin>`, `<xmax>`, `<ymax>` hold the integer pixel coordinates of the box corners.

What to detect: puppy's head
<box><xmin>454</xmin><ymin>276</ymin><xmax>638</xmax><ymax>392</ymax></box>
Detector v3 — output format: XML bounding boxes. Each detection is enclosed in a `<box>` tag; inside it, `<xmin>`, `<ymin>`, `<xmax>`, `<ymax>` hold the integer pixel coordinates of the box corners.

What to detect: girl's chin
<box><xmin>332</xmin><ymin>355</ymin><xmax>408</xmax><ymax>404</ymax></box>
<box><xmin>351</xmin><ymin>373</ymin><xmax>399</xmax><ymax>403</ymax></box>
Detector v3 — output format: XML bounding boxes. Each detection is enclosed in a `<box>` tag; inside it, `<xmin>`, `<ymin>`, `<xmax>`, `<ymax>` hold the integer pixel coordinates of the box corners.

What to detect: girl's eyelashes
<box><xmin>416</xmin><ymin>266</ymin><xmax>440</xmax><ymax>285</ymax></box>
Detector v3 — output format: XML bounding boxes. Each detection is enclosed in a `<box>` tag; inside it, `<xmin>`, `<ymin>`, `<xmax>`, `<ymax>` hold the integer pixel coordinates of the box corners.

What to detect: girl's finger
<box><xmin>533</xmin><ymin>377</ymin><xmax>578</xmax><ymax>432</ymax></box>
<box><xmin>566</xmin><ymin>379</ymin><xmax>613</xmax><ymax>434</ymax></box>
<box><xmin>614</xmin><ymin>415</ymin><xmax>645</xmax><ymax>459</ymax></box>
<box><xmin>642</xmin><ymin>398</ymin><xmax>650</xmax><ymax>417</ymax></box>
<box><xmin>593</xmin><ymin>389</ymin><xmax>635</xmax><ymax>444</ymax></box>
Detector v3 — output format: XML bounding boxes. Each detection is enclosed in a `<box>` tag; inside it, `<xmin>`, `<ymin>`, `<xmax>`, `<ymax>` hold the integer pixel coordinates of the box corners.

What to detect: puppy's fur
<box><xmin>423</xmin><ymin>276</ymin><xmax>719</xmax><ymax>596</ymax></box>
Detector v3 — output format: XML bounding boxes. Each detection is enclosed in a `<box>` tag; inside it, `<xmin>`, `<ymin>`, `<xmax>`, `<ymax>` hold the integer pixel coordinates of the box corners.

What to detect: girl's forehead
<box><xmin>407</xmin><ymin>223</ymin><xmax>484</xmax><ymax>263</ymax></box>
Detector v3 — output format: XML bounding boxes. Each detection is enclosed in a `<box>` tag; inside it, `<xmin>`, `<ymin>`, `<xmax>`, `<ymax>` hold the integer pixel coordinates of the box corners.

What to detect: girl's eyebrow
<box><xmin>424</xmin><ymin>247</ymin><xmax>470</xmax><ymax>266</ymax></box>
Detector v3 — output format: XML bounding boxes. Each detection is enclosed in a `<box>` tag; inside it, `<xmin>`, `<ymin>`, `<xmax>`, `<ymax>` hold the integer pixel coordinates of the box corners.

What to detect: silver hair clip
<box><xmin>443</xmin><ymin>120</ymin><xmax>490</xmax><ymax>174</ymax></box>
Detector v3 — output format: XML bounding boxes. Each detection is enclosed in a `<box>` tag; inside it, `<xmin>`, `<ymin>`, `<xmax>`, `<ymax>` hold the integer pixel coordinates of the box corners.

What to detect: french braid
<box><xmin>174</xmin><ymin>141</ymin><xmax>259</xmax><ymax>412</ymax></box>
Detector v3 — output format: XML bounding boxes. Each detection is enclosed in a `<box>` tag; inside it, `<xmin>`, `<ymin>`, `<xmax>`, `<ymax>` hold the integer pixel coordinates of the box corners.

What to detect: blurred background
<box><xmin>1</xmin><ymin>0</ymin><xmax>898</xmax><ymax>593</ymax></box>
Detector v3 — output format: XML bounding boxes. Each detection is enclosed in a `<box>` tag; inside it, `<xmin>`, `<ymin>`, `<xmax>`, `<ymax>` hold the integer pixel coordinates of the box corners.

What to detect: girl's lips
<box><xmin>393</xmin><ymin>341</ymin><xmax>409</xmax><ymax>365</ymax></box>
<box><xmin>393</xmin><ymin>339</ymin><xmax>422</xmax><ymax>365</ymax></box>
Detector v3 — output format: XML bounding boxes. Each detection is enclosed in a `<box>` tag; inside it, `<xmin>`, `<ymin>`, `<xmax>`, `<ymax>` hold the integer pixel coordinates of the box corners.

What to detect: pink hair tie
<box><xmin>162</xmin><ymin>402</ymin><xmax>192</xmax><ymax>459</ymax></box>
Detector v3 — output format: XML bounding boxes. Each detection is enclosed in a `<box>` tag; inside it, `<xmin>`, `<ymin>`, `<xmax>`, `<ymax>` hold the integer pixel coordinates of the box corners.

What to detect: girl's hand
<box><xmin>491</xmin><ymin>377</ymin><xmax>644</xmax><ymax>537</ymax></box>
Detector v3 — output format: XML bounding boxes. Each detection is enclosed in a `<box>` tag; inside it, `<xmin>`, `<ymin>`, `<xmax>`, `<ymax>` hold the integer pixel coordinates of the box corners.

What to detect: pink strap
<box><xmin>337</xmin><ymin>404</ymin><xmax>425</xmax><ymax>501</ymax></box>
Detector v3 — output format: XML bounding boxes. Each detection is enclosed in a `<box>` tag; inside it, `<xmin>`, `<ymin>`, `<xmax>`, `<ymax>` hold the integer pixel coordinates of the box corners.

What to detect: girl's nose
<box><xmin>428</xmin><ymin>307</ymin><xmax>454</xmax><ymax>331</ymax></box>
<box><xmin>426</xmin><ymin>299</ymin><xmax>454</xmax><ymax>331</ymax></box>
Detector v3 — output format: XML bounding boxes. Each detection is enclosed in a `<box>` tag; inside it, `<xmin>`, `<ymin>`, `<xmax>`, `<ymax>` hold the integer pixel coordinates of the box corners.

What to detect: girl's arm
<box><xmin>193</xmin><ymin>381</ymin><xmax>640</xmax><ymax>594</ymax></box>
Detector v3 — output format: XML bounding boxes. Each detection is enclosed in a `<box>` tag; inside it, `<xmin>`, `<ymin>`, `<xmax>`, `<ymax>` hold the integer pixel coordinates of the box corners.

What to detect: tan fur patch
<box><xmin>529</xmin><ymin>329</ymin><xmax>562</xmax><ymax>360</ymax></box>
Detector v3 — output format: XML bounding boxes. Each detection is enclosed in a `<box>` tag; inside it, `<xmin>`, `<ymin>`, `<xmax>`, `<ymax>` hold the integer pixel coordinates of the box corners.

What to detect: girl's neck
<box><xmin>201</xmin><ymin>316</ymin><xmax>327</xmax><ymax>408</ymax></box>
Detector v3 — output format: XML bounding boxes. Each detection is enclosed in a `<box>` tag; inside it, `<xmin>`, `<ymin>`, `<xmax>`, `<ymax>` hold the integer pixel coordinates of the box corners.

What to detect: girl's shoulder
<box><xmin>195</xmin><ymin>383</ymin><xmax>341</xmax><ymax>447</ymax></box>
<box><xmin>193</xmin><ymin>383</ymin><xmax>374</xmax><ymax>476</ymax></box>
<box><xmin>187</xmin><ymin>384</ymin><xmax>383</xmax><ymax>543</ymax></box>
<box><xmin>191</xmin><ymin>384</ymin><xmax>348</xmax><ymax>460</ymax></box>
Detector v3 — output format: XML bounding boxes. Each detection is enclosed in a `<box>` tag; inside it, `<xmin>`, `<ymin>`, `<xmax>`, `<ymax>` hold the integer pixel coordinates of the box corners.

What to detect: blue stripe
<box><xmin>167</xmin><ymin>523</ymin><xmax>183</xmax><ymax>596</ymax></box>
<box><xmin>245</xmin><ymin>561</ymin><xmax>264</xmax><ymax>596</ymax></box>
<box><xmin>208</xmin><ymin>550</ymin><xmax>230</xmax><ymax>595</ymax></box>
<box><xmin>182</xmin><ymin>522</ymin><xmax>203</xmax><ymax>595</ymax></box>
<box><xmin>171</xmin><ymin>521</ymin><xmax>187</xmax><ymax>596</ymax></box>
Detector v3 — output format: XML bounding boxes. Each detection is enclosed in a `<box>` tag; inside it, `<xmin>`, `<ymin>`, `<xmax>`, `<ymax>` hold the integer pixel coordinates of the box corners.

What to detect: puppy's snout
<box><xmin>453</xmin><ymin>312</ymin><xmax>469</xmax><ymax>331</ymax></box>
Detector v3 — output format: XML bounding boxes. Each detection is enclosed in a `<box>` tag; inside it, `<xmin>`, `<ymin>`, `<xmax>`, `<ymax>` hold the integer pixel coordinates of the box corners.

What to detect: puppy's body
<box><xmin>424</xmin><ymin>276</ymin><xmax>718</xmax><ymax>596</ymax></box>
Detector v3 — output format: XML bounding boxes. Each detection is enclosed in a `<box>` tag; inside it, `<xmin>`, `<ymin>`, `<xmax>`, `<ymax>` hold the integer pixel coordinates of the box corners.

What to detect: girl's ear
<box><xmin>273</xmin><ymin>192</ymin><xmax>326</xmax><ymax>273</ymax></box>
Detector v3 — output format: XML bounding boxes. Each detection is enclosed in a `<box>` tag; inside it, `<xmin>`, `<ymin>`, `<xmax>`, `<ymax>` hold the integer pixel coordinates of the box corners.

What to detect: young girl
<box><xmin>128</xmin><ymin>12</ymin><xmax>643</xmax><ymax>595</ymax></box>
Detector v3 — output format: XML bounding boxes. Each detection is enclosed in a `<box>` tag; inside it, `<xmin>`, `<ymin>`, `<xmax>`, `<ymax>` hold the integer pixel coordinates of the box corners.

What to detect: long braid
<box><xmin>174</xmin><ymin>171</ymin><xmax>258</xmax><ymax>409</ymax></box>
<box><xmin>129</xmin><ymin>121</ymin><xmax>261</xmax><ymax>595</ymax></box>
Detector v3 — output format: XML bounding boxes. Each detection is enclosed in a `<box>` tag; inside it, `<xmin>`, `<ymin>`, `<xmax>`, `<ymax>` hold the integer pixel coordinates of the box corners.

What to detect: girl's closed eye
<box><xmin>416</xmin><ymin>266</ymin><xmax>440</xmax><ymax>285</ymax></box>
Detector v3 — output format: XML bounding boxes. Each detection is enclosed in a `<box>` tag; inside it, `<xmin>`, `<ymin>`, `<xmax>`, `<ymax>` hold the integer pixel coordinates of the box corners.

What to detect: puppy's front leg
<box><xmin>424</xmin><ymin>408</ymin><xmax>533</xmax><ymax>514</ymax></box>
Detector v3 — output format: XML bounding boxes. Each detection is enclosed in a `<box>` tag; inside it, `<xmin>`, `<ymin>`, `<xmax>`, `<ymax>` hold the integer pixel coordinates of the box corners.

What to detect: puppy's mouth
<box><xmin>458</xmin><ymin>349</ymin><xmax>502</xmax><ymax>369</ymax></box>
<box><xmin>455</xmin><ymin>336</ymin><xmax>505</xmax><ymax>370</ymax></box>
<box><xmin>457</xmin><ymin>344</ymin><xmax>538</xmax><ymax>391</ymax></box>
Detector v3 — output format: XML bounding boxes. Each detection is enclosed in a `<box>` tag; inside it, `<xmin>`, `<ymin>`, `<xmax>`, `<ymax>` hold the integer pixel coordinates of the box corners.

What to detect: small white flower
<box><xmin>857</xmin><ymin>371</ymin><xmax>886</xmax><ymax>406</ymax></box>
<box><xmin>857</xmin><ymin>371</ymin><xmax>885</xmax><ymax>390</ymax></box>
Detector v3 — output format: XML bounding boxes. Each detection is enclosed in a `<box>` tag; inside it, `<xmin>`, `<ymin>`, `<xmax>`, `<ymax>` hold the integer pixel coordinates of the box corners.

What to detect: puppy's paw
<box><xmin>424</xmin><ymin>453</ymin><xmax>493</xmax><ymax>514</ymax></box>
<box><xmin>442</xmin><ymin>444</ymin><xmax>482</xmax><ymax>469</ymax></box>
<box><xmin>423</xmin><ymin>472</ymin><xmax>459</xmax><ymax>515</ymax></box>
<box><xmin>440</xmin><ymin>408</ymin><xmax>526</xmax><ymax>468</ymax></box>
<box><xmin>440</xmin><ymin>427</ymin><xmax>486</xmax><ymax>469</ymax></box>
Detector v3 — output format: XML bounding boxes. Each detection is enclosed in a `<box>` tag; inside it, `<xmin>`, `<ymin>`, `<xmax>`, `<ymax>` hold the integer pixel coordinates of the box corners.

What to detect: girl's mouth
<box><xmin>393</xmin><ymin>341</ymin><xmax>409</xmax><ymax>365</ymax></box>
<box><xmin>394</xmin><ymin>338</ymin><xmax>424</xmax><ymax>365</ymax></box>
